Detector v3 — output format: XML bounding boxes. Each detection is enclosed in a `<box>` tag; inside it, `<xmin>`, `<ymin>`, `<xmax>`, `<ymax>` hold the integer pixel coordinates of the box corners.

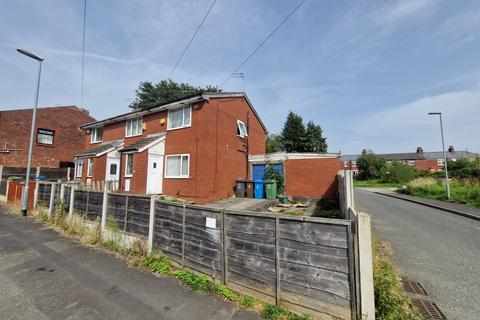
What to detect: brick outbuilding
<box><xmin>249</xmin><ymin>152</ymin><xmax>342</xmax><ymax>200</ymax></box>
<box><xmin>75</xmin><ymin>93</ymin><xmax>267</xmax><ymax>204</ymax></box>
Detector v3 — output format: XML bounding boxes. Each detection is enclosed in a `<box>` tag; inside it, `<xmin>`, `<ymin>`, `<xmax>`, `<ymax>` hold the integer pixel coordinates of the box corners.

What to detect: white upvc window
<box><xmin>126</xmin><ymin>117</ymin><xmax>143</xmax><ymax>137</ymax></box>
<box><xmin>352</xmin><ymin>161</ymin><xmax>357</xmax><ymax>166</ymax></box>
<box><xmin>91</xmin><ymin>127</ymin><xmax>103</xmax><ymax>143</ymax></box>
<box><xmin>167</xmin><ymin>105</ymin><xmax>191</xmax><ymax>130</ymax></box>
<box><xmin>75</xmin><ymin>162</ymin><xmax>83</xmax><ymax>178</ymax></box>
<box><xmin>165</xmin><ymin>154</ymin><xmax>189</xmax><ymax>178</ymax></box>
<box><xmin>37</xmin><ymin>128</ymin><xmax>54</xmax><ymax>145</ymax></box>
<box><xmin>87</xmin><ymin>158</ymin><xmax>93</xmax><ymax>177</ymax></box>
<box><xmin>408</xmin><ymin>160</ymin><xmax>415</xmax><ymax>166</ymax></box>
<box><xmin>437</xmin><ymin>159</ymin><xmax>445</xmax><ymax>166</ymax></box>
<box><xmin>236</xmin><ymin>120</ymin><xmax>248</xmax><ymax>138</ymax></box>
<box><xmin>125</xmin><ymin>154</ymin><xmax>134</xmax><ymax>177</ymax></box>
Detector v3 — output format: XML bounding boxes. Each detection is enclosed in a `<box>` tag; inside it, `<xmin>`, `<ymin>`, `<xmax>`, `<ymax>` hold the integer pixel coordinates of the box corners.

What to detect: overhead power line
<box><xmin>169</xmin><ymin>0</ymin><xmax>218</xmax><ymax>79</ymax></box>
<box><xmin>220</xmin><ymin>0</ymin><xmax>307</xmax><ymax>88</ymax></box>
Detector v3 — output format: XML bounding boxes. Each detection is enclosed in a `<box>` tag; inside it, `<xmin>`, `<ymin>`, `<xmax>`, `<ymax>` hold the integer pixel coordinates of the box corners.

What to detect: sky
<box><xmin>1</xmin><ymin>0</ymin><xmax>479</xmax><ymax>154</ymax></box>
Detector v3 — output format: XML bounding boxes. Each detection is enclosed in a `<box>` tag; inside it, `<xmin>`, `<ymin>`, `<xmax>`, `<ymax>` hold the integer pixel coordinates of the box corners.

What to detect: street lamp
<box><xmin>17</xmin><ymin>48</ymin><xmax>45</xmax><ymax>217</ymax></box>
<box><xmin>428</xmin><ymin>112</ymin><xmax>451</xmax><ymax>200</ymax></box>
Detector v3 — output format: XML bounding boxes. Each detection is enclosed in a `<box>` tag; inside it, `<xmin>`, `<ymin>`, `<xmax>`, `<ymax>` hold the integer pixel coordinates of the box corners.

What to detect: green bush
<box><xmin>372</xmin><ymin>238</ymin><xmax>421</xmax><ymax>320</ymax></box>
<box><xmin>260</xmin><ymin>304</ymin><xmax>310</xmax><ymax>320</ymax></box>
<box><xmin>173</xmin><ymin>270</ymin><xmax>216</xmax><ymax>293</ymax></box>
<box><xmin>357</xmin><ymin>153</ymin><xmax>387</xmax><ymax>180</ymax></box>
<box><xmin>266</xmin><ymin>163</ymin><xmax>284</xmax><ymax>195</ymax></box>
<box><xmin>381</xmin><ymin>162</ymin><xmax>418</xmax><ymax>184</ymax></box>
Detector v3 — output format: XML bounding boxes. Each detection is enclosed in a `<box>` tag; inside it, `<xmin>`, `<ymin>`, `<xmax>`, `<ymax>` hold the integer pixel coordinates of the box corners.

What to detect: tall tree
<box><xmin>280</xmin><ymin>111</ymin><xmax>306</xmax><ymax>152</ymax></box>
<box><xmin>129</xmin><ymin>79</ymin><xmax>221</xmax><ymax>110</ymax></box>
<box><xmin>305</xmin><ymin>121</ymin><xmax>328</xmax><ymax>152</ymax></box>
<box><xmin>266</xmin><ymin>133</ymin><xmax>283</xmax><ymax>154</ymax></box>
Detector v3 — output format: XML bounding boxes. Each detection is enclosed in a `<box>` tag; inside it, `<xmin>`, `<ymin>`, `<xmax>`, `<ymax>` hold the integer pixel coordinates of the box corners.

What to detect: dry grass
<box><xmin>406</xmin><ymin>177</ymin><xmax>437</xmax><ymax>189</ymax></box>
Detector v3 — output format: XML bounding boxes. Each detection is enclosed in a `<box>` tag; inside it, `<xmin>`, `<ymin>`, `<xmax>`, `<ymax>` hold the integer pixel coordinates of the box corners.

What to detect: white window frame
<box><xmin>236</xmin><ymin>120</ymin><xmax>248</xmax><ymax>138</ymax></box>
<box><xmin>91</xmin><ymin>127</ymin><xmax>103</xmax><ymax>143</ymax></box>
<box><xmin>407</xmin><ymin>160</ymin><xmax>415</xmax><ymax>166</ymax></box>
<box><xmin>165</xmin><ymin>154</ymin><xmax>190</xmax><ymax>178</ymax></box>
<box><xmin>437</xmin><ymin>159</ymin><xmax>445</xmax><ymax>166</ymax></box>
<box><xmin>352</xmin><ymin>161</ymin><xmax>357</xmax><ymax>166</ymax></box>
<box><xmin>125</xmin><ymin>117</ymin><xmax>143</xmax><ymax>137</ymax></box>
<box><xmin>167</xmin><ymin>105</ymin><xmax>192</xmax><ymax>130</ymax></box>
<box><xmin>87</xmin><ymin>158</ymin><xmax>93</xmax><ymax>177</ymax></box>
<box><xmin>75</xmin><ymin>162</ymin><xmax>83</xmax><ymax>178</ymax></box>
<box><xmin>125</xmin><ymin>153</ymin><xmax>134</xmax><ymax>177</ymax></box>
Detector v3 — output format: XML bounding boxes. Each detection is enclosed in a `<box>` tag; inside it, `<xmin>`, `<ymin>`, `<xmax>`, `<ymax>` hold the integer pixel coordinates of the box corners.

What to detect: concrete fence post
<box><xmin>35</xmin><ymin>167</ymin><xmax>40</xmax><ymax>179</ymax></box>
<box><xmin>33</xmin><ymin>181</ymin><xmax>39</xmax><ymax>209</ymax></box>
<box><xmin>101</xmin><ymin>189</ymin><xmax>109</xmax><ymax>232</ymax></box>
<box><xmin>48</xmin><ymin>183</ymin><xmax>56</xmax><ymax>219</ymax></box>
<box><xmin>0</xmin><ymin>164</ymin><xmax>3</xmax><ymax>181</ymax></box>
<box><xmin>358</xmin><ymin>212</ymin><xmax>375</xmax><ymax>320</ymax></box>
<box><xmin>66</xmin><ymin>167</ymin><xmax>71</xmax><ymax>181</ymax></box>
<box><xmin>147</xmin><ymin>195</ymin><xmax>157</xmax><ymax>254</ymax></box>
<box><xmin>69</xmin><ymin>185</ymin><xmax>75</xmax><ymax>219</ymax></box>
<box><xmin>60</xmin><ymin>183</ymin><xmax>65</xmax><ymax>202</ymax></box>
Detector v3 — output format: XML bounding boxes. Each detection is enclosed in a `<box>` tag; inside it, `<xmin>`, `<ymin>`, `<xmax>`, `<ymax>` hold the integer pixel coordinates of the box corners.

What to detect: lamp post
<box><xmin>428</xmin><ymin>112</ymin><xmax>451</xmax><ymax>200</ymax></box>
<box><xmin>17</xmin><ymin>48</ymin><xmax>44</xmax><ymax>216</ymax></box>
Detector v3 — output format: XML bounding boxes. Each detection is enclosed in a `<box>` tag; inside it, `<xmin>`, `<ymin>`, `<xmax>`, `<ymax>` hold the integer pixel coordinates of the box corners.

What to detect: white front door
<box><xmin>106</xmin><ymin>156</ymin><xmax>120</xmax><ymax>190</ymax></box>
<box><xmin>147</xmin><ymin>154</ymin><xmax>163</xmax><ymax>194</ymax></box>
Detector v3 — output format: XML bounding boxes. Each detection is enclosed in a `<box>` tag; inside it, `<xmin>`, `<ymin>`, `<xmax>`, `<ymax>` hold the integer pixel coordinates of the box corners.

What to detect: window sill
<box><xmin>165</xmin><ymin>176</ymin><xmax>189</xmax><ymax>179</ymax></box>
<box><xmin>237</xmin><ymin>134</ymin><xmax>248</xmax><ymax>139</ymax></box>
<box><xmin>124</xmin><ymin>175</ymin><xmax>133</xmax><ymax>178</ymax></box>
<box><xmin>167</xmin><ymin>124</ymin><xmax>191</xmax><ymax>132</ymax></box>
<box><xmin>125</xmin><ymin>133</ymin><xmax>143</xmax><ymax>138</ymax></box>
<box><xmin>90</xmin><ymin>141</ymin><xmax>103</xmax><ymax>144</ymax></box>
<box><xmin>36</xmin><ymin>143</ymin><xmax>55</xmax><ymax>148</ymax></box>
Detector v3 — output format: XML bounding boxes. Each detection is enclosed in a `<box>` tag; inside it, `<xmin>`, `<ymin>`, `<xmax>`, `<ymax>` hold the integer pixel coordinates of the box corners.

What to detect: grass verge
<box><xmin>373</xmin><ymin>237</ymin><xmax>423</xmax><ymax>320</ymax></box>
<box><xmin>401</xmin><ymin>177</ymin><xmax>480</xmax><ymax>208</ymax></box>
<box><xmin>354</xmin><ymin>179</ymin><xmax>403</xmax><ymax>188</ymax></box>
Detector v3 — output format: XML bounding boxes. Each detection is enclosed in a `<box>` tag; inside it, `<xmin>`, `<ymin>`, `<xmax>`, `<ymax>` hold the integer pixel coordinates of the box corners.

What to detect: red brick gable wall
<box><xmin>285</xmin><ymin>158</ymin><xmax>341</xmax><ymax>199</ymax></box>
<box><xmin>0</xmin><ymin>106</ymin><xmax>95</xmax><ymax>168</ymax></box>
<box><xmin>415</xmin><ymin>159</ymin><xmax>439</xmax><ymax>171</ymax></box>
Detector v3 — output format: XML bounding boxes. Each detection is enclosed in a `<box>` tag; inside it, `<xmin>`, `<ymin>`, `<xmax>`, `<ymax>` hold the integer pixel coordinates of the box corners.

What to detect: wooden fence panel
<box><xmin>125</xmin><ymin>196</ymin><xmax>150</xmax><ymax>236</ymax></box>
<box><xmin>153</xmin><ymin>202</ymin><xmax>184</xmax><ymax>262</ymax></box>
<box><xmin>73</xmin><ymin>190</ymin><xmax>87</xmax><ymax>215</ymax></box>
<box><xmin>225</xmin><ymin>213</ymin><xmax>277</xmax><ymax>299</ymax></box>
<box><xmin>37</xmin><ymin>183</ymin><xmax>52</xmax><ymax>207</ymax></box>
<box><xmin>183</xmin><ymin>206</ymin><xmax>222</xmax><ymax>278</ymax></box>
<box><xmin>278</xmin><ymin>219</ymin><xmax>352</xmax><ymax>319</ymax></box>
<box><xmin>86</xmin><ymin>191</ymin><xmax>103</xmax><ymax>221</ymax></box>
<box><xmin>107</xmin><ymin>194</ymin><xmax>127</xmax><ymax>230</ymax></box>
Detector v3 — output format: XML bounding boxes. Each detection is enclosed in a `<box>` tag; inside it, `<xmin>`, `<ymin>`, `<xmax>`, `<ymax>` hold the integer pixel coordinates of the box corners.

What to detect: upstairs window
<box><xmin>126</xmin><ymin>117</ymin><xmax>143</xmax><ymax>137</ymax></box>
<box><xmin>237</xmin><ymin>120</ymin><xmax>248</xmax><ymax>138</ymax></box>
<box><xmin>437</xmin><ymin>159</ymin><xmax>445</xmax><ymax>166</ymax></box>
<box><xmin>91</xmin><ymin>127</ymin><xmax>103</xmax><ymax>143</ymax></box>
<box><xmin>408</xmin><ymin>160</ymin><xmax>415</xmax><ymax>166</ymax></box>
<box><xmin>168</xmin><ymin>105</ymin><xmax>191</xmax><ymax>130</ymax></box>
<box><xmin>37</xmin><ymin>128</ymin><xmax>54</xmax><ymax>145</ymax></box>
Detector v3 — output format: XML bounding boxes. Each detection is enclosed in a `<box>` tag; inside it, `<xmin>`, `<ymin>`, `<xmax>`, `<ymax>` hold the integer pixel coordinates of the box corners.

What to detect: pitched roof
<box><xmin>76</xmin><ymin>140</ymin><xmax>123</xmax><ymax>158</ymax></box>
<box><xmin>119</xmin><ymin>133</ymin><xmax>165</xmax><ymax>153</ymax></box>
<box><xmin>341</xmin><ymin>150</ymin><xmax>479</xmax><ymax>161</ymax></box>
<box><xmin>79</xmin><ymin>92</ymin><xmax>267</xmax><ymax>133</ymax></box>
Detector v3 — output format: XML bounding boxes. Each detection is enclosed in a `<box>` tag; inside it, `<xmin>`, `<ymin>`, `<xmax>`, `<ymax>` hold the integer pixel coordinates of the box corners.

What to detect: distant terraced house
<box><xmin>342</xmin><ymin>146</ymin><xmax>479</xmax><ymax>175</ymax></box>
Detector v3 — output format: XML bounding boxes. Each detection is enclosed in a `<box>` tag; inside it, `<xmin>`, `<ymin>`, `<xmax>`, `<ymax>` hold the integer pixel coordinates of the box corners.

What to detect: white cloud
<box><xmin>348</xmin><ymin>88</ymin><xmax>480</xmax><ymax>153</ymax></box>
<box><xmin>371</xmin><ymin>0</ymin><xmax>438</xmax><ymax>25</ymax></box>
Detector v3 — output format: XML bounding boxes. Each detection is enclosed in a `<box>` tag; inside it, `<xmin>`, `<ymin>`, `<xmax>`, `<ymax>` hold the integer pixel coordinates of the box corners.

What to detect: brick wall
<box><xmin>415</xmin><ymin>159</ymin><xmax>439</xmax><ymax>171</ymax></box>
<box><xmin>285</xmin><ymin>158</ymin><xmax>341</xmax><ymax>199</ymax></box>
<box><xmin>0</xmin><ymin>106</ymin><xmax>95</xmax><ymax>168</ymax></box>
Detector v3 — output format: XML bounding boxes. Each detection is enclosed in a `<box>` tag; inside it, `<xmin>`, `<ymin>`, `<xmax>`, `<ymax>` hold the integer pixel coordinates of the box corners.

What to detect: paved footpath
<box><xmin>355</xmin><ymin>189</ymin><xmax>480</xmax><ymax>320</ymax></box>
<box><xmin>0</xmin><ymin>209</ymin><xmax>258</xmax><ymax>320</ymax></box>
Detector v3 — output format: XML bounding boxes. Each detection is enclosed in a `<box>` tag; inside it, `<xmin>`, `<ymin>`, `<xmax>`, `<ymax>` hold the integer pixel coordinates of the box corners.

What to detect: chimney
<box><xmin>416</xmin><ymin>146</ymin><xmax>424</xmax><ymax>154</ymax></box>
<box><xmin>448</xmin><ymin>145</ymin><xmax>454</xmax><ymax>153</ymax></box>
<box><xmin>362</xmin><ymin>149</ymin><xmax>367</xmax><ymax>155</ymax></box>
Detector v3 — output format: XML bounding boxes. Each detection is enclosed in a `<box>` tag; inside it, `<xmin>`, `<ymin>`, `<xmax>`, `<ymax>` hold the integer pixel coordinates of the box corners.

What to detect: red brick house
<box><xmin>0</xmin><ymin>106</ymin><xmax>95</xmax><ymax>168</ymax></box>
<box><xmin>75</xmin><ymin>92</ymin><xmax>267</xmax><ymax>204</ymax></box>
